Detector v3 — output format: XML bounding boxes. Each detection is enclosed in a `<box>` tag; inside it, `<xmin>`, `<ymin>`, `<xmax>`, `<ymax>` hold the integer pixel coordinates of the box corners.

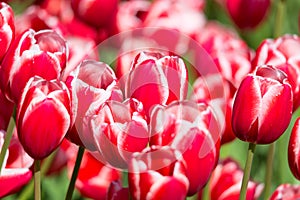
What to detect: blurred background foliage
<box><xmin>3</xmin><ymin>0</ymin><xmax>300</xmax><ymax>199</ymax></box>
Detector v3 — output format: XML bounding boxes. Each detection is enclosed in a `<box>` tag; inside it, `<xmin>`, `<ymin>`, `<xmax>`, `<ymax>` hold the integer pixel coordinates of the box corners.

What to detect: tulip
<box><xmin>71</xmin><ymin>0</ymin><xmax>118</xmax><ymax>29</ymax></box>
<box><xmin>128</xmin><ymin>146</ymin><xmax>189</xmax><ymax>200</ymax></box>
<box><xmin>107</xmin><ymin>181</ymin><xmax>130</xmax><ymax>200</ymax></box>
<box><xmin>126</xmin><ymin>51</ymin><xmax>188</xmax><ymax>118</ymax></box>
<box><xmin>150</xmin><ymin>100</ymin><xmax>221</xmax><ymax>195</ymax></box>
<box><xmin>269</xmin><ymin>184</ymin><xmax>300</xmax><ymax>200</ymax></box>
<box><xmin>66</xmin><ymin>59</ymin><xmax>123</xmax><ymax>146</ymax></box>
<box><xmin>143</xmin><ymin>0</ymin><xmax>206</xmax><ymax>37</ymax></box>
<box><xmin>288</xmin><ymin>118</ymin><xmax>300</xmax><ymax>180</ymax></box>
<box><xmin>0</xmin><ymin>2</ymin><xmax>14</xmax><ymax>62</ymax></box>
<box><xmin>0</xmin><ymin>29</ymin><xmax>68</xmax><ymax>103</ymax></box>
<box><xmin>115</xmin><ymin>0</ymin><xmax>150</xmax><ymax>32</ymax></box>
<box><xmin>195</xmin><ymin>22</ymin><xmax>253</xmax><ymax>89</ymax></box>
<box><xmin>0</xmin><ymin>129</ymin><xmax>33</xmax><ymax>198</ymax></box>
<box><xmin>232</xmin><ymin>65</ymin><xmax>293</xmax><ymax>144</ymax></box>
<box><xmin>0</xmin><ymin>89</ymin><xmax>14</xmax><ymax>131</ymax></box>
<box><xmin>67</xmin><ymin>150</ymin><xmax>121</xmax><ymax>200</ymax></box>
<box><xmin>17</xmin><ymin>76</ymin><xmax>72</xmax><ymax>159</ymax></box>
<box><xmin>89</xmin><ymin>98</ymin><xmax>149</xmax><ymax>169</ymax></box>
<box><xmin>252</xmin><ymin>35</ymin><xmax>300</xmax><ymax>111</ymax></box>
<box><xmin>203</xmin><ymin>158</ymin><xmax>263</xmax><ymax>200</ymax></box>
<box><xmin>225</xmin><ymin>0</ymin><xmax>271</xmax><ymax>30</ymax></box>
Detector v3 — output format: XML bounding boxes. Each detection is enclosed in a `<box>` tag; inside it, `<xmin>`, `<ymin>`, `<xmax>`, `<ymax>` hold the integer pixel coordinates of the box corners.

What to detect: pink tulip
<box><xmin>150</xmin><ymin>100</ymin><xmax>221</xmax><ymax>195</ymax></box>
<box><xmin>67</xmin><ymin>150</ymin><xmax>121</xmax><ymax>200</ymax></box>
<box><xmin>143</xmin><ymin>0</ymin><xmax>206</xmax><ymax>37</ymax></box>
<box><xmin>0</xmin><ymin>2</ymin><xmax>14</xmax><ymax>62</ymax></box>
<box><xmin>0</xmin><ymin>130</ymin><xmax>33</xmax><ymax>198</ymax></box>
<box><xmin>89</xmin><ymin>98</ymin><xmax>149</xmax><ymax>169</ymax></box>
<box><xmin>116</xmin><ymin>0</ymin><xmax>150</xmax><ymax>32</ymax></box>
<box><xmin>204</xmin><ymin>158</ymin><xmax>263</xmax><ymax>200</ymax></box>
<box><xmin>0</xmin><ymin>29</ymin><xmax>68</xmax><ymax>103</ymax></box>
<box><xmin>126</xmin><ymin>51</ymin><xmax>188</xmax><ymax>118</ymax></box>
<box><xmin>252</xmin><ymin>34</ymin><xmax>300</xmax><ymax>110</ymax></box>
<box><xmin>232</xmin><ymin>65</ymin><xmax>293</xmax><ymax>144</ymax></box>
<box><xmin>107</xmin><ymin>181</ymin><xmax>129</xmax><ymax>200</ymax></box>
<box><xmin>0</xmin><ymin>89</ymin><xmax>14</xmax><ymax>131</ymax></box>
<box><xmin>195</xmin><ymin>22</ymin><xmax>253</xmax><ymax>89</ymax></box>
<box><xmin>17</xmin><ymin>76</ymin><xmax>72</xmax><ymax>159</ymax></box>
<box><xmin>270</xmin><ymin>184</ymin><xmax>300</xmax><ymax>200</ymax></box>
<box><xmin>128</xmin><ymin>146</ymin><xmax>189</xmax><ymax>200</ymax></box>
<box><xmin>66</xmin><ymin>59</ymin><xmax>123</xmax><ymax>146</ymax></box>
<box><xmin>288</xmin><ymin>118</ymin><xmax>300</xmax><ymax>180</ymax></box>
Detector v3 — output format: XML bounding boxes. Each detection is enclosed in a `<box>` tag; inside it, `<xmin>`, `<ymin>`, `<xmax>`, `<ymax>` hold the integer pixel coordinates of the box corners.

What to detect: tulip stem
<box><xmin>18</xmin><ymin>149</ymin><xmax>58</xmax><ymax>200</ymax></box>
<box><xmin>263</xmin><ymin>143</ymin><xmax>275</xmax><ymax>200</ymax></box>
<box><xmin>0</xmin><ymin>107</ymin><xmax>16</xmax><ymax>175</ymax></box>
<box><xmin>274</xmin><ymin>0</ymin><xmax>286</xmax><ymax>38</ymax></box>
<box><xmin>65</xmin><ymin>146</ymin><xmax>85</xmax><ymax>200</ymax></box>
<box><xmin>34</xmin><ymin>160</ymin><xmax>41</xmax><ymax>200</ymax></box>
<box><xmin>239</xmin><ymin>143</ymin><xmax>256</xmax><ymax>200</ymax></box>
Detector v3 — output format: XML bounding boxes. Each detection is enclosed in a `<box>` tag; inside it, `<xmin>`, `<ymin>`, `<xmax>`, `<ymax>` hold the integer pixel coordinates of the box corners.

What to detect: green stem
<box><xmin>239</xmin><ymin>143</ymin><xmax>256</xmax><ymax>200</ymax></box>
<box><xmin>263</xmin><ymin>143</ymin><xmax>275</xmax><ymax>200</ymax></box>
<box><xmin>18</xmin><ymin>149</ymin><xmax>58</xmax><ymax>200</ymax></box>
<box><xmin>274</xmin><ymin>0</ymin><xmax>287</xmax><ymax>38</ymax></box>
<box><xmin>202</xmin><ymin>181</ymin><xmax>211</xmax><ymax>200</ymax></box>
<box><xmin>34</xmin><ymin>160</ymin><xmax>41</xmax><ymax>200</ymax></box>
<box><xmin>0</xmin><ymin>107</ymin><xmax>16</xmax><ymax>175</ymax></box>
<box><xmin>65</xmin><ymin>146</ymin><xmax>85</xmax><ymax>200</ymax></box>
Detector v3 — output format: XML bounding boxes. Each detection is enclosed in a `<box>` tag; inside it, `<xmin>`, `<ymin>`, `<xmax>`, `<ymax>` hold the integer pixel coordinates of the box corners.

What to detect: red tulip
<box><xmin>288</xmin><ymin>117</ymin><xmax>300</xmax><ymax>180</ymax></box>
<box><xmin>0</xmin><ymin>2</ymin><xmax>14</xmax><ymax>62</ymax></box>
<box><xmin>67</xmin><ymin>150</ymin><xmax>121</xmax><ymax>200</ymax></box>
<box><xmin>116</xmin><ymin>0</ymin><xmax>150</xmax><ymax>32</ymax></box>
<box><xmin>195</xmin><ymin>22</ymin><xmax>253</xmax><ymax>89</ymax></box>
<box><xmin>225</xmin><ymin>0</ymin><xmax>271</xmax><ymax>30</ymax></box>
<box><xmin>150</xmin><ymin>100</ymin><xmax>221</xmax><ymax>195</ymax></box>
<box><xmin>252</xmin><ymin>35</ymin><xmax>300</xmax><ymax>111</ymax></box>
<box><xmin>17</xmin><ymin>76</ymin><xmax>72</xmax><ymax>159</ymax></box>
<box><xmin>0</xmin><ymin>29</ymin><xmax>68</xmax><ymax>103</ymax></box>
<box><xmin>143</xmin><ymin>0</ymin><xmax>206</xmax><ymax>37</ymax></box>
<box><xmin>71</xmin><ymin>0</ymin><xmax>118</xmax><ymax>28</ymax></box>
<box><xmin>128</xmin><ymin>146</ymin><xmax>189</xmax><ymax>200</ymax></box>
<box><xmin>270</xmin><ymin>184</ymin><xmax>300</xmax><ymax>200</ymax></box>
<box><xmin>232</xmin><ymin>65</ymin><xmax>293</xmax><ymax>144</ymax></box>
<box><xmin>204</xmin><ymin>158</ymin><xmax>263</xmax><ymax>200</ymax></box>
<box><xmin>107</xmin><ymin>181</ymin><xmax>130</xmax><ymax>200</ymax></box>
<box><xmin>0</xmin><ymin>129</ymin><xmax>33</xmax><ymax>198</ymax></box>
<box><xmin>0</xmin><ymin>89</ymin><xmax>14</xmax><ymax>131</ymax></box>
<box><xmin>126</xmin><ymin>51</ymin><xmax>188</xmax><ymax>118</ymax></box>
<box><xmin>66</xmin><ymin>59</ymin><xmax>123</xmax><ymax>146</ymax></box>
<box><xmin>89</xmin><ymin>98</ymin><xmax>149</xmax><ymax>169</ymax></box>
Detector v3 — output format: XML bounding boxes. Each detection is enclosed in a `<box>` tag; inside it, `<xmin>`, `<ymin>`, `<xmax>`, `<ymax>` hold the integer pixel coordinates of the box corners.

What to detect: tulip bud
<box><xmin>17</xmin><ymin>76</ymin><xmax>72</xmax><ymax>159</ymax></box>
<box><xmin>270</xmin><ymin>184</ymin><xmax>300</xmax><ymax>200</ymax></box>
<box><xmin>288</xmin><ymin>118</ymin><xmax>300</xmax><ymax>180</ymax></box>
<box><xmin>232</xmin><ymin>65</ymin><xmax>293</xmax><ymax>144</ymax></box>
<box><xmin>126</xmin><ymin>51</ymin><xmax>188</xmax><ymax>118</ymax></box>
<box><xmin>128</xmin><ymin>146</ymin><xmax>189</xmax><ymax>200</ymax></box>
<box><xmin>0</xmin><ymin>2</ymin><xmax>14</xmax><ymax>62</ymax></box>
<box><xmin>225</xmin><ymin>0</ymin><xmax>271</xmax><ymax>30</ymax></box>
<box><xmin>0</xmin><ymin>29</ymin><xmax>68</xmax><ymax>103</ymax></box>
